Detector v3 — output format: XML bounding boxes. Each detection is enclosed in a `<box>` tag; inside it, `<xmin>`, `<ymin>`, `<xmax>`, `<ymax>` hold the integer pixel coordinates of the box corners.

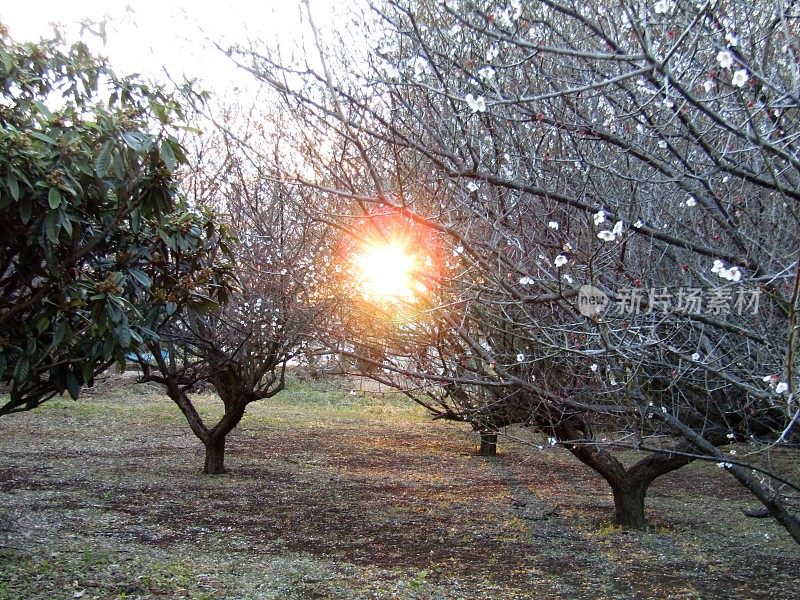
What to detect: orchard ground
<box><xmin>0</xmin><ymin>376</ymin><xmax>797</xmax><ymax>599</ymax></box>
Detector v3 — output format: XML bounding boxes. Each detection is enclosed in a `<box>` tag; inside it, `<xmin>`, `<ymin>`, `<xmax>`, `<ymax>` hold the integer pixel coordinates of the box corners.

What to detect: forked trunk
<box><xmin>204</xmin><ymin>436</ymin><xmax>227</xmax><ymax>475</ymax></box>
<box><xmin>611</xmin><ymin>480</ymin><xmax>647</xmax><ymax>528</ymax></box>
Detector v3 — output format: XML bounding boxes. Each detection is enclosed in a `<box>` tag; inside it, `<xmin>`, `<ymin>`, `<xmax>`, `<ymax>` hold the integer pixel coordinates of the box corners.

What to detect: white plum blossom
<box><xmin>519</xmin><ymin>276</ymin><xmax>534</xmax><ymax>285</ymax></box>
<box><xmin>691</xmin><ymin>352</ymin><xmax>701</xmax><ymax>361</ymax></box>
<box><xmin>732</xmin><ymin>69</ymin><xmax>749</xmax><ymax>88</ymax></box>
<box><xmin>703</xmin><ymin>80</ymin><xmax>714</xmax><ymax>93</ymax></box>
<box><xmin>411</xmin><ymin>56</ymin><xmax>428</xmax><ymax>81</ymax></box>
<box><xmin>494</xmin><ymin>8</ymin><xmax>514</xmax><ymax>27</ymax></box>
<box><xmin>478</xmin><ymin>66</ymin><xmax>496</xmax><ymax>80</ymax></box>
<box><xmin>717</xmin><ymin>50</ymin><xmax>733</xmax><ymax>69</ymax></box>
<box><xmin>516</xmin><ymin>353</ymin><xmax>525</xmax><ymax>362</ymax></box>
<box><xmin>548</xmin><ymin>220</ymin><xmax>559</xmax><ymax>230</ymax></box>
<box><xmin>590</xmin><ymin>363</ymin><xmax>598</xmax><ymax>372</ymax></box>
<box><xmin>383</xmin><ymin>64</ymin><xmax>401</xmax><ymax>80</ymax></box>
<box><xmin>658</xmin><ymin>140</ymin><xmax>668</xmax><ymax>149</ymax></box>
<box><xmin>554</xmin><ymin>254</ymin><xmax>569</xmax><ymax>267</ymax></box>
<box><xmin>593</xmin><ymin>210</ymin><xmax>606</xmax><ymax>225</ymax></box>
<box><xmin>685</xmin><ymin>195</ymin><xmax>697</xmax><ymax>207</ymax></box>
<box><xmin>634</xmin><ymin>220</ymin><xmax>644</xmax><ymax>228</ymax></box>
<box><xmin>562</xmin><ymin>273</ymin><xmax>574</xmax><ymax>284</ymax></box>
<box><xmin>486</xmin><ymin>45</ymin><xmax>500</xmax><ymax>61</ymax></box>
<box><xmin>716</xmin><ymin>462</ymin><xmax>733</xmax><ymax>468</ymax></box>
<box><xmin>597</xmin><ymin>220</ymin><xmax>623</xmax><ymax>242</ymax></box>
<box><xmin>465</xmin><ymin>93</ymin><xmax>487</xmax><ymax>113</ymax></box>
<box><xmin>467</xmin><ymin>180</ymin><xmax>480</xmax><ymax>192</ymax></box>
<box><xmin>726</xmin><ymin>267</ymin><xmax>741</xmax><ymax>282</ymax></box>
<box><xmin>775</xmin><ymin>382</ymin><xmax>789</xmax><ymax>394</ymax></box>
<box><xmin>654</xmin><ymin>0</ymin><xmax>674</xmax><ymax>14</ymax></box>
<box><xmin>711</xmin><ymin>259</ymin><xmax>742</xmax><ymax>281</ymax></box>
<box><xmin>453</xmin><ymin>245</ymin><xmax>464</xmax><ymax>255</ymax></box>
<box><xmin>725</xmin><ymin>32</ymin><xmax>738</xmax><ymax>46</ymax></box>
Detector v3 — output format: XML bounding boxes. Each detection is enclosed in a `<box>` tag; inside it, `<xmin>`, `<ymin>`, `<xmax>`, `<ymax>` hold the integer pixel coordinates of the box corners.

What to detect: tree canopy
<box><xmin>0</xmin><ymin>25</ymin><xmax>235</xmax><ymax>415</ymax></box>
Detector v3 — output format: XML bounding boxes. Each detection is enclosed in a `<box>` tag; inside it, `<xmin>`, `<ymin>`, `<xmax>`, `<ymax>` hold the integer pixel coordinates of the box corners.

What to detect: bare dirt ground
<box><xmin>0</xmin><ymin>377</ymin><xmax>797</xmax><ymax>599</ymax></box>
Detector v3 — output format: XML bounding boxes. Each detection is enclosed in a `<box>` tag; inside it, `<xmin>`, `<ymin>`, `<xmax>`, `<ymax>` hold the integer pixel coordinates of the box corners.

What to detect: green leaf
<box><xmin>101</xmin><ymin>335</ymin><xmax>115</xmax><ymax>360</ymax></box>
<box><xmin>45</xmin><ymin>210</ymin><xmax>60</xmax><ymax>243</ymax></box>
<box><xmin>59</xmin><ymin>209</ymin><xmax>73</xmax><ymax>236</ymax></box>
<box><xmin>170</xmin><ymin>139</ymin><xmax>188</xmax><ymax>165</ymax></box>
<box><xmin>117</xmin><ymin>324</ymin><xmax>132</xmax><ymax>348</ymax></box>
<box><xmin>52</xmin><ymin>321</ymin><xmax>69</xmax><ymax>347</ymax></box>
<box><xmin>189</xmin><ymin>297</ymin><xmax>220</xmax><ymax>313</ymax></box>
<box><xmin>112</xmin><ymin>150</ymin><xmax>125</xmax><ymax>180</ymax></box>
<box><xmin>121</xmin><ymin>131</ymin><xmax>154</xmax><ymax>152</ymax></box>
<box><xmin>65</xmin><ymin>371</ymin><xmax>80</xmax><ymax>400</ymax></box>
<box><xmin>137</xmin><ymin>326</ymin><xmax>159</xmax><ymax>341</ymax></box>
<box><xmin>150</xmin><ymin>101</ymin><xmax>169</xmax><ymax>124</ymax></box>
<box><xmin>106</xmin><ymin>302</ymin><xmax>123</xmax><ymax>324</ymax></box>
<box><xmin>36</xmin><ymin>317</ymin><xmax>50</xmax><ymax>334</ymax></box>
<box><xmin>19</xmin><ymin>197</ymin><xmax>32</xmax><ymax>224</ymax></box>
<box><xmin>30</xmin><ymin>130</ymin><xmax>57</xmax><ymax>145</ymax></box>
<box><xmin>13</xmin><ymin>354</ymin><xmax>30</xmax><ymax>384</ymax></box>
<box><xmin>95</xmin><ymin>141</ymin><xmax>113</xmax><ymax>177</ymax></box>
<box><xmin>176</xmin><ymin>125</ymin><xmax>203</xmax><ymax>135</ymax></box>
<box><xmin>34</xmin><ymin>100</ymin><xmax>53</xmax><ymax>120</ymax></box>
<box><xmin>128</xmin><ymin>268</ymin><xmax>151</xmax><ymax>288</ymax></box>
<box><xmin>82</xmin><ymin>360</ymin><xmax>94</xmax><ymax>384</ymax></box>
<box><xmin>130</xmin><ymin>209</ymin><xmax>141</xmax><ymax>234</ymax></box>
<box><xmin>7</xmin><ymin>175</ymin><xmax>19</xmax><ymax>201</ymax></box>
<box><xmin>160</xmin><ymin>139</ymin><xmax>177</xmax><ymax>172</ymax></box>
<box><xmin>48</xmin><ymin>187</ymin><xmax>62</xmax><ymax>209</ymax></box>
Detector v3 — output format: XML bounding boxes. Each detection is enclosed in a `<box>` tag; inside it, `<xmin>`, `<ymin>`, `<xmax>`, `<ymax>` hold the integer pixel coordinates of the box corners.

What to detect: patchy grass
<box><xmin>0</xmin><ymin>376</ymin><xmax>797</xmax><ymax>599</ymax></box>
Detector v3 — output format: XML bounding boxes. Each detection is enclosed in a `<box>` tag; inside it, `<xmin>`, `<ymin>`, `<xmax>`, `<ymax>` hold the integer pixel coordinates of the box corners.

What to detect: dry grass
<box><xmin>0</xmin><ymin>376</ymin><xmax>797</xmax><ymax>599</ymax></box>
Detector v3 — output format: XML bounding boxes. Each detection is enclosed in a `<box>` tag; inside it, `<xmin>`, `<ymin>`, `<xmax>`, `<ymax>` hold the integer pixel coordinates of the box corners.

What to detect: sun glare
<box><xmin>342</xmin><ymin>211</ymin><xmax>441</xmax><ymax>308</ymax></box>
<box><xmin>354</xmin><ymin>242</ymin><xmax>423</xmax><ymax>303</ymax></box>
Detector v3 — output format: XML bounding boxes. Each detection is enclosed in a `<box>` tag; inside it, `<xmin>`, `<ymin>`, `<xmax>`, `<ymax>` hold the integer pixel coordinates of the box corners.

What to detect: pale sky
<box><xmin>2</xmin><ymin>1</ymin><xmax>344</xmax><ymax>92</ymax></box>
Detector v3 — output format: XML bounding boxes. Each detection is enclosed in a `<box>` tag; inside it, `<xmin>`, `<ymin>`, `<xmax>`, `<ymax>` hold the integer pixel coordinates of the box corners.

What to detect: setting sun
<box><xmin>353</xmin><ymin>241</ymin><xmax>425</xmax><ymax>303</ymax></box>
<box><xmin>340</xmin><ymin>210</ymin><xmax>441</xmax><ymax>307</ymax></box>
